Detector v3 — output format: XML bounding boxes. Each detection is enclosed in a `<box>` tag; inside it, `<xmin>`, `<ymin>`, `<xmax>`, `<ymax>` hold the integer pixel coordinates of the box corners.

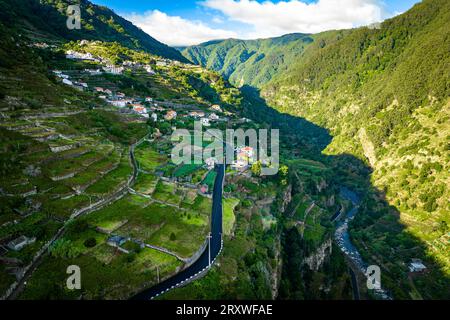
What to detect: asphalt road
<box><xmin>131</xmin><ymin>163</ymin><xmax>225</xmax><ymax>300</ymax></box>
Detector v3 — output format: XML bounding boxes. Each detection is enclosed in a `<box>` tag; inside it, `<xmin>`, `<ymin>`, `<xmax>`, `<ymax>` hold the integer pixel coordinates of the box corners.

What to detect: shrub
<box><xmin>84</xmin><ymin>237</ymin><xmax>97</xmax><ymax>248</ymax></box>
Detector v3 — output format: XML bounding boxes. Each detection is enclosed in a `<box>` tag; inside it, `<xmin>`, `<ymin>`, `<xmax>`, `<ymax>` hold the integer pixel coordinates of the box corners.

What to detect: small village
<box><xmin>0</xmin><ymin>39</ymin><xmax>269</xmax><ymax>299</ymax></box>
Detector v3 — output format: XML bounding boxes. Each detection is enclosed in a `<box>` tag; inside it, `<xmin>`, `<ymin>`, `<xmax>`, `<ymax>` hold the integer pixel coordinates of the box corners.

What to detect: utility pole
<box><xmin>207</xmin><ymin>232</ymin><xmax>212</xmax><ymax>266</ymax></box>
<box><xmin>156</xmin><ymin>265</ymin><xmax>160</xmax><ymax>283</ymax></box>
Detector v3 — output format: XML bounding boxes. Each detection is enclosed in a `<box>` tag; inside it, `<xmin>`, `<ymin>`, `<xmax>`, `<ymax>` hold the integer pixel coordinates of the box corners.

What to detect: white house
<box><xmin>156</xmin><ymin>61</ymin><xmax>168</xmax><ymax>67</ymax></box>
<box><xmin>85</xmin><ymin>68</ymin><xmax>102</xmax><ymax>75</ymax></box>
<box><xmin>165</xmin><ymin>110</ymin><xmax>177</xmax><ymax>120</ymax></box>
<box><xmin>144</xmin><ymin>65</ymin><xmax>155</xmax><ymax>74</ymax></box>
<box><xmin>189</xmin><ymin>111</ymin><xmax>205</xmax><ymax>118</ymax></box>
<box><xmin>103</xmin><ymin>65</ymin><xmax>124</xmax><ymax>75</ymax></box>
<box><xmin>209</xmin><ymin>113</ymin><xmax>219</xmax><ymax>121</ymax></box>
<box><xmin>201</xmin><ymin>118</ymin><xmax>211</xmax><ymax>127</ymax></box>
<box><xmin>109</xmin><ymin>100</ymin><xmax>127</xmax><ymax>108</ymax></box>
<box><xmin>151</xmin><ymin>113</ymin><xmax>158</xmax><ymax>122</ymax></box>
<box><xmin>7</xmin><ymin>235</ymin><xmax>36</xmax><ymax>251</ymax></box>
<box><xmin>409</xmin><ymin>259</ymin><xmax>427</xmax><ymax>273</ymax></box>
<box><xmin>66</xmin><ymin>50</ymin><xmax>96</xmax><ymax>61</ymax></box>
<box><xmin>62</xmin><ymin>78</ymin><xmax>73</xmax><ymax>86</ymax></box>
<box><xmin>205</xmin><ymin>157</ymin><xmax>217</xmax><ymax>169</ymax></box>
<box><xmin>133</xmin><ymin>105</ymin><xmax>148</xmax><ymax>114</ymax></box>
<box><xmin>231</xmin><ymin>159</ymin><xmax>248</xmax><ymax>170</ymax></box>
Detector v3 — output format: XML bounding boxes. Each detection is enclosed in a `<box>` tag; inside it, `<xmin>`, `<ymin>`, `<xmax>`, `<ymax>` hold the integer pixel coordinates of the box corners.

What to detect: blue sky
<box><xmin>91</xmin><ymin>0</ymin><xmax>422</xmax><ymax>46</ymax></box>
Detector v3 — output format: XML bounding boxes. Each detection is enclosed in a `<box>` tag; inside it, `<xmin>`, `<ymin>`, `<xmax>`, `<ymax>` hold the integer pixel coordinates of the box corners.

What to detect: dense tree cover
<box><xmin>183</xmin><ymin>33</ymin><xmax>319</xmax><ymax>88</ymax></box>
<box><xmin>264</xmin><ymin>0</ymin><xmax>449</xmax><ymax>148</ymax></box>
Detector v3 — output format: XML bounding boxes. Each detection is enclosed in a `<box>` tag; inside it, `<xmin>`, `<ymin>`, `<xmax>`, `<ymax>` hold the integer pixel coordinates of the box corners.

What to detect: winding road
<box><xmin>131</xmin><ymin>163</ymin><xmax>225</xmax><ymax>300</ymax></box>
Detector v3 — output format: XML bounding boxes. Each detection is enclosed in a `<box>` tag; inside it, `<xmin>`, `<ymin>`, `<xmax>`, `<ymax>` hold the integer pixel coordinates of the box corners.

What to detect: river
<box><xmin>335</xmin><ymin>187</ymin><xmax>391</xmax><ymax>300</ymax></box>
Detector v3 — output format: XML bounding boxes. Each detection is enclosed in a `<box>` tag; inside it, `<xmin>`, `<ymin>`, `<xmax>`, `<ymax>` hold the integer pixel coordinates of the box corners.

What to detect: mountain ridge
<box><xmin>183</xmin><ymin>0</ymin><xmax>450</xmax><ymax>298</ymax></box>
<box><xmin>182</xmin><ymin>33</ymin><xmax>321</xmax><ymax>88</ymax></box>
<box><xmin>0</xmin><ymin>0</ymin><xmax>188</xmax><ymax>63</ymax></box>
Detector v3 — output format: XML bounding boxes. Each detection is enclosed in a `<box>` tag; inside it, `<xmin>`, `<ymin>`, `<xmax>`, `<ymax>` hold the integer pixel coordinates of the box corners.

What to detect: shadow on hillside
<box><xmin>241</xmin><ymin>85</ymin><xmax>449</xmax><ymax>300</ymax></box>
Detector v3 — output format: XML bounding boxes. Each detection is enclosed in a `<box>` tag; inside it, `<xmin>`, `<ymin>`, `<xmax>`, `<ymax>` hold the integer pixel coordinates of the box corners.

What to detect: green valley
<box><xmin>0</xmin><ymin>0</ymin><xmax>448</xmax><ymax>303</ymax></box>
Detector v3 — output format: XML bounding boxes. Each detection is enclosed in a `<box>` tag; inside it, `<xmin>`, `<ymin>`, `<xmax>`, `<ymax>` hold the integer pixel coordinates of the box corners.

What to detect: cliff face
<box><xmin>280</xmin><ymin>184</ymin><xmax>292</xmax><ymax>214</ymax></box>
<box><xmin>304</xmin><ymin>238</ymin><xmax>333</xmax><ymax>271</ymax></box>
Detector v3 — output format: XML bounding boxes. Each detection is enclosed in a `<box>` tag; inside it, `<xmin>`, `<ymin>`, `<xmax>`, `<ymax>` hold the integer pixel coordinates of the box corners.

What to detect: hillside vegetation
<box><xmin>183</xmin><ymin>33</ymin><xmax>327</xmax><ymax>88</ymax></box>
<box><xmin>261</xmin><ymin>0</ymin><xmax>449</xmax><ymax>293</ymax></box>
<box><xmin>184</xmin><ymin>0</ymin><xmax>450</xmax><ymax>299</ymax></box>
<box><xmin>0</xmin><ymin>0</ymin><xmax>188</xmax><ymax>62</ymax></box>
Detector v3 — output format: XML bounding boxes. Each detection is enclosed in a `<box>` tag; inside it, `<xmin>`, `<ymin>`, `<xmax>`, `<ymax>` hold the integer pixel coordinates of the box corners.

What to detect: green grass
<box><xmin>63</xmin><ymin>150</ymin><xmax>121</xmax><ymax>188</ymax></box>
<box><xmin>133</xmin><ymin>173</ymin><xmax>158</xmax><ymax>195</ymax></box>
<box><xmin>44</xmin><ymin>195</ymin><xmax>92</xmax><ymax>220</ymax></box>
<box><xmin>85</xmin><ymin>154</ymin><xmax>132</xmax><ymax>195</ymax></box>
<box><xmin>173</xmin><ymin>164</ymin><xmax>203</xmax><ymax>178</ymax></box>
<box><xmin>134</xmin><ymin>142</ymin><xmax>167</xmax><ymax>172</ymax></box>
<box><xmin>152</xmin><ymin>181</ymin><xmax>182</xmax><ymax>205</ymax></box>
<box><xmin>18</xmin><ymin>245</ymin><xmax>181</xmax><ymax>300</ymax></box>
<box><xmin>223</xmin><ymin>198</ymin><xmax>239</xmax><ymax>236</ymax></box>
<box><xmin>83</xmin><ymin>195</ymin><xmax>210</xmax><ymax>258</ymax></box>
<box><xmin>201</xmin><ymin>170</ymin><xmax>217</xmax><ymax>190</ymax></box>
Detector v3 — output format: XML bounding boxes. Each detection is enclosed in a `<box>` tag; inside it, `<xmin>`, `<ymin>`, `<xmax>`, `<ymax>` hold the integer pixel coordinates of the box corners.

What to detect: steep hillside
<box><xmin>0</xmin><ymin>0</ymin><xmax>188</xmax><ymax>62</ymax></box>
<box><xmin>261</xmin><ymin>0</ymin><xmax>450</xmax><ymax>296</ymax></box>
<box><xmin>183</xmin><ymin>33</ymin><xmax>334</xmax><ymax>88</ymax></box>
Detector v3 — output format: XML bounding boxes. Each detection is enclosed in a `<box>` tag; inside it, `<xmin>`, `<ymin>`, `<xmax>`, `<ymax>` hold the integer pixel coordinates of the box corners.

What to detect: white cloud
<box><xmin>202</xmin><ymin>0</ymin><xmax>385</xmax><ymax>38</ymax></box>
<box><xmin>125</xmin><ymin>10</ymin><xmax>237</xmax><ymax>47</ymax></box>
<box><xmin>212</xmin><ymin>16</ymin><xmax>225</xmax><ymax>24</ymax></box>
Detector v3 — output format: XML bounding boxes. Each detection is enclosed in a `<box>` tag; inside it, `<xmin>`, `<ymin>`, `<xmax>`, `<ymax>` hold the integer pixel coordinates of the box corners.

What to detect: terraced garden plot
<box><xmin>223</xmin><ymin>198</ymin><xmax>239</xmax><ymax>236</ymax></box>
<box><xmin>18</xmin><ymin>126</ymin><xmax>54</xmax><ymax>135</ymax></box>
<box><xmin>1</xmin><ymin>181</ymin><xmax>35</xmax><ymax>195</ymax></box>
<box><xmin>44</xmin><ymin>194</ymin><xmax>92</xmax><ymax>220</ymax></box>
<box><xmin>23</xmin><ymin>145</ymin><xmax>87</xmax><ymax>166</ymax></box>
<box><xmin>44</xmin><ymin>149</ymin><xmax>108</xmax><ymax>177</ymax></box>
<box><xmin>85</xmin><ymin>154</ymin><xmax>132</xmax><ymax>195</ymax></box>
<box><xmin>181</xmin><ymin>189</ymin><xmax>198</xmax><ymax>205</ymax></box>
<box><xmin>63</xmin><ymin>149</ymin><xmax>121</xmax><ymax>189</ymax></box>
<box><xmin>134</xmin><ymin>142</ymin><xmax>167</xmax><ymax>172</ymax></box>
<box><xmin>301</xmin><ymin>206</ymin><xmax>329</xmax><ymax>245</ymax></box>
<box><xmin>38</xmin><ymin>182</ymin><xmax>73</xmax><ymax>197</ymax></box>
<box><xmin>152</xmin><ymin>181</ymin><xmax>183</xmax><ymax>205</ymax></box>
<box><xmin>83</xmin><ymin>195</ymin><xmax>210</xmax><ymax>258</ymax></box>
<box><xmin>42</xmin><ymin>121</ymin><xmax>80</xmax><ymax>136</ymax></box>
<box><xmin>289</xmin><ymin>158</ymin><xmax>327</xmax><ymax>174</ymax></box>
<box><xmin>133</xmin><ymin>173</ymin><xmax>158</xmax><ymax>195</ymax></box>
<box><xmin>187</xmin><ymin>195</ymin><xmax>213</xmax><ymax>216</ymax></box>
<box><xmin>191</xmin><ymin>168</ymin><xmax>208</xmax><ymax>184</ymax></box>
<box><xmin>173</xmin><ymin>164</ymin><xmax>203</xmax><ymax>178</ymax></box>
<box><xmin>201</xmin><ymin>170</ymin><xmax>217</xmax><ymax>190</ymax></box>
<box><xmin>0</xmin><ymin>212</ymin><xmax>43</xmax><ymax>239</ymax></box>
<box><xmin>0</xmin><ymin>215</ymin><xmax>62</xmax><ymax>263</ymax></box>
<box><xmin>48</xmin><ymin>137</ymin><xmax>79</xmax><ymax>149</ymax></box>
<box><xmin>159</xmin><ymin>163</ymin><xmax>177</xmax><ymax>178</ymax></box>
<box><xmin>142</xmin><ymin>206</ymin><xmax>209</xmax><ymax>258</ymax></box>
<box><xmin>19</xmin><ymin>244</ymin><xmax>181</xmax><ymax>300</ymax></box>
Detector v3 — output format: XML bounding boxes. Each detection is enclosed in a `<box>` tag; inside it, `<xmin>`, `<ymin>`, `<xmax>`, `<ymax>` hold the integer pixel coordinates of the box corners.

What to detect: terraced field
<box><xmin>0</xmin><ymin>104</ymin><xmax>148</xmax><ymax>297</ymax></box>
